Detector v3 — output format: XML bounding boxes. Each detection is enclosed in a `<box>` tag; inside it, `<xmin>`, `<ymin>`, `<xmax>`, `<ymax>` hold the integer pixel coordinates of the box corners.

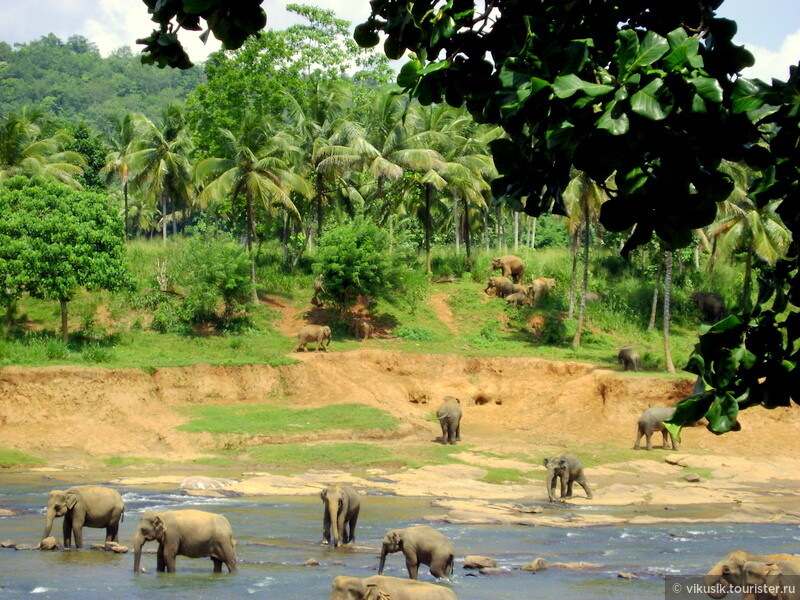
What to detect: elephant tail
<box><xmin>120</xmin><ymin>507</ymin><xmax>125</xmax><ymax>523</ymax></box>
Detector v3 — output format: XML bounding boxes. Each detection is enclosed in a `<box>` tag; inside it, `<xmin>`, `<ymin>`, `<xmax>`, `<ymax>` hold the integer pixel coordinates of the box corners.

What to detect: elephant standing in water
<box><xmin>321</xmin><ymin>483</ymin><xmax>361</xmax><ymax>547</ymax></box>
<box><xmin>543</xmin><ymin>453</ymin><xmax>593</xmax><ymax>502</ymax></box>
<box><xmin>42</xmin><ymin>485</ymin><xmax>124</xmax><ymax>549</ymax></box>
<box><xmin>133</xmin><ymin>509</ymin><xmax>237</xmax><ymax>573</ymax></box>
<box><xmin>436</xmin><ymin>396</ymin><xmax>462</xmax><ymax>445</ymax></box>
<box><xmin>378</xmin><ymin>525</ymin><xmax>455</xmax><ymax>580</ymax></box>
<box><xmin>703</xmin><ymin>550</ymin><xmax>800</xmax><ymax>598</ymax></box>
<box><xmin>329</xmin><ymin>575</ymin><xmax>457</xmax><ymax>600</ymax></box>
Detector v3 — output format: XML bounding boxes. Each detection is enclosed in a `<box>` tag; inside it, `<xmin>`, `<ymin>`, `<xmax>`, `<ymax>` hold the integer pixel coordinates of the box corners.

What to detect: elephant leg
<box><xmin>347</xmin><ymin>513</ymin><xmax>358</xmax><ymax>544</ymax></box>
<box><xmin>157</xmin><ymin>546</ymin><xmax>166</xmax><ymax>572</ymax></box>
<box><xmin>212</xmin><ymin>558</ymin><xmax>223</xmax><ymax>573</ymax></box>
<box><xmin>578</xmin><ymin>477</ymin><xmax>593</xmax><ymax>499</ymax></box>
<box><xmin>71</xmin><ymin>520</ymin><xmax>85</xmax><ymax>548</ymax></box>
<box><xmin>106</xmin><ymin>519</ymin><xmax>120</xmax><ymax>543</ymax></box>
<box><xmin>645</xmin><ymin>430</ymin><xmax>654</xmax><ymax>451</ymax></box>
<box><xmin>661</xmin><ymin>429</ymin><xmax>670</xmax><ymax>449</ymax></box>
<box><xmin>565</xmin><ymin>479</ymin><xmax>574</xmax><ymax>499</ymax></box>
<box><xmin>455</xmin><ymin>422</ymin><xmax>461</xmax><ymax>441</ymax></box>
<box><xmin>63</xmin><ymin>518</ymin><xmax>73</xmax><ymax>549</ymax></box>
<box><xmin>559</xmin><ymin>476</ymin><xmax>568</xmax><ymax>500</ymax></box>
<box><xmin>633</xmin><ymin>425</ymin><xmax>643</xmax><ymax>450</ymax></box>
<box><xmin>163</xmin><ymin>551</ymin><xmax>177</xmax><ymax>573</ymax></box>
<box><xmin>670</xmin><ymin>433</ymin><xmax>680</xmax><ymax>450</ymax></box>
<box><xmin>406</xmin><ymin>555</ymin><xmax>420</xmax><ymax>580</ymax></box>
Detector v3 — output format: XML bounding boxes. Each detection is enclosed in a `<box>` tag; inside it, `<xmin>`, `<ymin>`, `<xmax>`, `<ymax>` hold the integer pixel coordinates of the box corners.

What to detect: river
<box><xmin>2</xmin><ymin>472</ymin><xmax>798</xmax><ymax>599</ymax></box>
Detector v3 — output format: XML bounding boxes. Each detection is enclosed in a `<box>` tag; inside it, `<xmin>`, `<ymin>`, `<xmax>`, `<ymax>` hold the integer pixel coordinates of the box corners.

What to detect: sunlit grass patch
<box><xmin>177</xmin><ymin>403</ymin><xmax>401</xmax><ymax>435</ymax></box>
<box><xmin>0</xmin><ymin>447</ymin><xmax>45</xmax><ymax>468</ymax></box>
<box><xmin>103</xmin><ymin>456</ymin><xmax>165</xmax><ymax>468</ymax></box>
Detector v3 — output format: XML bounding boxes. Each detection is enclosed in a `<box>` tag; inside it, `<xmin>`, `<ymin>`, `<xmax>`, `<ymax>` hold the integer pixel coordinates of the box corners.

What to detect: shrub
<box><xmin>539</xmin><ymin>315</ymin><xmax>567</xmax><ymax>345</ymax></box>
<box><xmin>395</xmin><ymin>325</ymin><xmax>437</xmax><ymax>341</ymax></box>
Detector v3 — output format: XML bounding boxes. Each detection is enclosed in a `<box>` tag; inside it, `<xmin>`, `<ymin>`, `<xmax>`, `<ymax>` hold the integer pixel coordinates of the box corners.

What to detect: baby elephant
<box><xmin>436</xmin><ymin>396</ymin><xmax>462</xmax><ymax>445</ymax></box>
<box><xmin>295</xmin><ymin>324</ymin><xmax>331</xmax><ymax>352</ymax></box>
<box><xmin>543</xmin><ymin>453</ymin><xmax>593</xmax><ymax>502</ymax></box>
<box><xmin>633</xmin><ymin>407</ymin><xmax>679</xmax><ymax>450</ymax></box>
<box><xmin>617</xmin><ymin>348</ymin><xmax>640</xmax><ymax>371</ymax></box>
<box><xmin>349</xmin><ymin>319</ymin><xmax>374</xmax><ymax>341</ymax></box>
<box><xmin>378</xmin><ymin>525</ymin><xmax>455</xmax><ymax>580</ymax></box>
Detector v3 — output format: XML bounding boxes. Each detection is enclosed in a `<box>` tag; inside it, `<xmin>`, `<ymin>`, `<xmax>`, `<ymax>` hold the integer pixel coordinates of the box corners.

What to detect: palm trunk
<box><xmin>245</xmin><ymin>193</ymin><xmax>258</xmax><ymax>305</ymax></box>
<box><xmin>530</xmin><ymin>217</ymin><xmax>537</xmax><ymax>249</ymax></box>
<box><xmin>424</xmin><ymin>183</ymin><xmax>432</xmax><ymax>274</ymax></box>
<box><xmin>453</xmin><ymin>199</ymin><xmax>460</xmax><ymax>253</ymax></box>
<box><xmin>316</xmin><ymin>172</ymin><xmax>324</xmax><ymax>240</ymax></box>
<box><xmin>161</xmin><ymin>188</ymin><xmax>168</xmax><ymax>244</ymax></box>
<box><xmin>571</xmin><ymin>214</ymin><xmax>590</xmax><ymax>348</ymax></box>
<box><xmin>462</xmin><ymin>197</ymin><xmax>473</xmax><ymax>272</ymax></box>
<box><xmin>568</xmin><ymin>238</ymin><xmax>579</xmax><ymax>319</ymax></box>
<box><xmin>663</xmin><ymin>250</ymin><xmax>676</xmax><ymax>373</ymax></box>
<box><xmin>60</xmin><ymin>298</ymin><xmax>69</xmax><ymax>343</ymax></box>
<box><xmin>123</xmin><ymin>180</ymin><xmax>129</xmax><ymax>240</ymax></box>
<box><xmin>513</xmin><ymin>210</ymin><xmax>519</xmax><ymax>252</ymax></box>
<box><xmin>647</xmin><ymin>258</ymin><xmax>663</xmax><ymax>331</ymax></box>
<box><xmin>741</xmin><ymin>245</ymin><xmax>753</xmax><ymax>311</ymax></box>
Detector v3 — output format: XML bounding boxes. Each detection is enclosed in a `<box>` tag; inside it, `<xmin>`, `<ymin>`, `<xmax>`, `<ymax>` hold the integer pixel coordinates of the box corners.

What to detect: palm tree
<box><xmin>0</xmin><ymin>107</ymin><xmax>85</xmax><ymax>188</ymax></box>
<box><xmin>102</xmin><ymin>114</ymin><xmax>140</xmax><ymax>239</ymax></box>
<box><xmin>194</xmin><ymin>113</ymin><xmax>310</xmax><ymax>303</ymax></box>
<box><xmin>126</xmin><ymin>106</ymin><xmax>194</xmax><ymax>243</ymax></box>
<box><xmin>563</xmin><ymin>172</ymin><xmax>607</xmax><ymax>347</ymax></box>
<box><xmin>663</xmin><ymin>248</ymin><xmax>676</xmax><ymax>373</ymax></box>
<box><xmin>709</xmin><ymin>194</ymin><xmax>791</xmax><ymax>312</ymax></box>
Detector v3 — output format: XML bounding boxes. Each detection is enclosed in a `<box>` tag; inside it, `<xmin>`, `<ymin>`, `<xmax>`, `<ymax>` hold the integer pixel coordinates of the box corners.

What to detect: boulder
<box><xmin>521</xmin><ymin>558</ymin><xmax>548</xmax><ymax>572</ymax></box>
<box><xmin>37</xmin><ymin>537</ymin><xmax>61</xmax><ymax>551</ymax></box>
<box><xmin>463</xmin><ymin>555</ymin><xmax>497</xmax><ymax>569</ymax></box>
<box><xmin>479</xmin><ymin>567</ymin><xmax>512</xmax><ymax>576</ymax></box>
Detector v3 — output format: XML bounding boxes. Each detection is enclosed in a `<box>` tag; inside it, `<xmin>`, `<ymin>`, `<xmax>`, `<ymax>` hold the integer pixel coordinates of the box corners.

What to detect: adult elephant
<box><xmin>704</xmin><ymin>550</ymin><xmax>800</xmax><ymax>598</ymax></box>
<box><xmin>436</xmin><ymin>396</ymin><xmax>462</xmax><ymax>445</ymax></box>
<box><xmin>295</xmin><ymin>324</ymin><xmax>332</xmax><ymax>352</ymax></box>
<box><xmin>133</xmin><ymin>509</ymin><xmax>237</xmax><ymax>573</ymax></box>
<box><xmin>329</xmin><ymin>575</ymin><xmax>457</xmax><ymax>600</ymax></box>
<box><xmin>378</xmin><ymin>525</ymin><xmax>455</xmax><ymax>580</ymax></box>
<box><xmin>743</xmin><ymin>560</ymin><xmax>800</xmax><ymax>599</ymax></box>
<box><xmin>320</xmin><ymin>483</ymin><xmax>361</xmax><ymax>548</ymax></box>
<box><xmin>42</xmin><ymin>485</ymin><xmax>124</xmax><ymax>549</ymax></box>
<box><xmin>491</xmin><ymin>255</ymin><xmax>525</xmax><ymax>283</ymax></box>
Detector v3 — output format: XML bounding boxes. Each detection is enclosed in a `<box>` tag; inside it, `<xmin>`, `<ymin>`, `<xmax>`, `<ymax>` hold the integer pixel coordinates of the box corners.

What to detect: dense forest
<box><xmin>0</xmin><ymin>3</ymin><xmax>792</xmax><ymax>397</ymax></box>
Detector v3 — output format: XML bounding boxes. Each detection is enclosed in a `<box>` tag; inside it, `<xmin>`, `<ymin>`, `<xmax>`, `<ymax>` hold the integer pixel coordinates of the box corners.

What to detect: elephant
<box><xmin>436</xmin><ymin>396</ymin><xmax>462</xmax><ymax>444</ymax></box>
<box><xmin>133</xmin><ymin>509</ymin><xmax>237</xmax><ymax>574</ymax></box>
<box><xmin>543</xmin><ymin>453</ymin><xmax>593</xmax><ymax>502</ymax></box>
<box><xmin>491</xmin><ymin>255</ymin><xmax>525</xmax><ymax>283</ymax></box>
<box><xmin>742</xmin><ymin>560</ymin><xmax>800</xmax><ymax>600</ymax></box>
<box><xmin>633</xmin><ymin>406</ymin><xmax>679</xmax><ymax>450</ymax></box>
<box><xmin>42</xmin><ymin>485</ymin><xmax>124</xmax><ymax>549</ymax></box>
<box><xmin>329</xmin><ymin>575</ymin><xmax>458</xmax><ymax>600</ymax></box>
<box><xmin>321</xmin><ymin>483</ymin><xmax>361</xmax><ymax>548</ymax></box>
<box><xmin>485</xmin><ymin>276</ymin><xmax>514</xmax><ymax>298</ymax></box>
<box><xmin>349</xmin><ymin>319</ymin><xmax>374</xmax><ymax>341</ymax></box>
<box><xmin>691</xmin><ymin>291</ymin><xmax>726</xmax><ymax>323</ymax></box>
<box><xmin>510</xmin><ymin>283</ymin><xmax>528</xmax><ymax>295</ymax></box>
<box><xmin>527</xmin><ymin>277</ymin><xmax>556</xmax><ymax>305</ymax></box>
<box><xmin>295</xmin><ymin>324</ymin><xmax>332</xmax><ymax>352</ymax></box>
<box><xmin>505</xmin><ymin>292</ymin><xmax>531</xmax><ymax>306</ymax></box>
<box><xmin>704</xmin><ymin>550</ymin><xmax>800</xmax><ymax>599</ymax></box>
<box><xmin>378</xmin><ymin>525</ymin><xmax>455</xmax><ymax>580</ymax></box>
<box><xmin>617</xmin><ymin>348</ymin><xmax>640</xmax><ymax>371</ymax></box>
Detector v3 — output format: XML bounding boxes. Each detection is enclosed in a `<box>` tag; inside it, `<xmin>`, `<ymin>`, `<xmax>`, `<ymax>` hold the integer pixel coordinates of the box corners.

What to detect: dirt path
<box><xmin>429</xmin><ymin>293</ymin><xmax>458</xmax><ymax>334</ymax></box>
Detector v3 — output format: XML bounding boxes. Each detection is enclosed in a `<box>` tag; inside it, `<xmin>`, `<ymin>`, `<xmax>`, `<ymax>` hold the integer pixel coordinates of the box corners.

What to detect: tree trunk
<box><xmin>60</xmin><ymin>297</ymin><xmax>69</xmax><ymax>343</ymax></box>
<box><xmin>647</xmin><ymin>258</ymin><xmax>663</xmax><ymax>331</ymax></box>
<box><xmin>316</xmin><ymin>172</ymin><xmax>325</xmax><ymax>241</ymax></box>
<box><xmin>123</xmin><ymin>180</ymin><xmax>129</xmax><ymax>240</ymax></box>
<box><xmin>741</xmin><ymin>245</ymin><xmax>753</xmax><ymax>311</ymax></box>
<box><xmin>161</xmin><ymin>188</ymin><xmax>168</xmax><ymax>244</ymax></box>
<box><xmin>483</xmin><ymin>211</ymin><xmax>490</xmax><ymax>251</ymax></box>
<box><xmin>462</xmin><ymin>197</ymin><xmax>473</xmax><ymax>272</ymax></box>
<box><xmin>571</xmin><ymin>217</ymin><xmax>590</xmax><ymax>348</ymax></box>
<box><xmin>453</xmin><ymin>198</ymin><xmax>460</xmax><ymax>253</ymax></box>
<box><xmin>530</xmin><ymin>216</ymin><xmax>537</xmax><ymax>249</ymax></box>
<box><xmin>245</xmin><ymin>193</ymin><xmax>258</xmax><ymax>305</ymax></box>
<box><xmin>513</xmin><ymin>210</ymin><xmax>519</xmax><ymax>252</ymax></box>
<box><xmin>663</xmin><ymin>250</ymin><xmax>676</xmax><ymax>373</ymax></box>
<box><xmin>424</xmin><ymin>183</ymin><xmax>432</xmax><ymax>274</ymax></box>
<box><xmin>568</xmin><ymin>234</ymin><xmax>579</xmax><ymax>319</ymax></box>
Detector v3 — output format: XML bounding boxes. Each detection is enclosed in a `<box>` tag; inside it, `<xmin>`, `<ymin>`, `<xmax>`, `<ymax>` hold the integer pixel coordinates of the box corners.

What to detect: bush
<box><xmin>395</xmin><ymin>325</ymin><xmax>437</xmax><ymax>341</ymax></box>
<box><xmin>539</xmin><ymin>315</ymin><xmax>567</xmax><ymax>345</ymax></box>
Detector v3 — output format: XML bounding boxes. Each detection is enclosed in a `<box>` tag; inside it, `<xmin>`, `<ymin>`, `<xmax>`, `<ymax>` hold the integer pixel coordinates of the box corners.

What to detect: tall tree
<box><xmin>194</xmin><ymin>114</ymin><xmax>309</xmax><ymax>303</ymax></box>
<box><xmin>102</xmin><ymin>114</ymin><xmax>140</xmax><ymax>239</ymax></box>
<box><xmin>127</xmin><ymin>106</ymin><xmax>195</xmax><ymax>242</ymax></box>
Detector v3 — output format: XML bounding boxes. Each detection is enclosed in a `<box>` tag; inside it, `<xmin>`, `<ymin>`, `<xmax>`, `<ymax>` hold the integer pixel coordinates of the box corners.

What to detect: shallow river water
<box><xmin>2</xmin><ymin>472</ymin><xmax>799</xmax><ymax>600</ymax></box>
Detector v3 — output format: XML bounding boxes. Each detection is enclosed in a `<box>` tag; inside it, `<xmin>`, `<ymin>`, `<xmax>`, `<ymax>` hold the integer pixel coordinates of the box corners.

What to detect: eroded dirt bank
<box><xmin>2</xmin><ymin>350</ymin><xmax>800</xmax><ymax>526</ymax></box>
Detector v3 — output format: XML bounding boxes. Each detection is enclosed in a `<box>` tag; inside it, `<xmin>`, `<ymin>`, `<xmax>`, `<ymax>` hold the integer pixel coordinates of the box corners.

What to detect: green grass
<box><xmin>177</xmin><ymin>403</ymin><xmax>401</xmax><ymax>435</ymax></box>
<box><xmin>0</xmin><ymin>447</ymin><xmax>45</xmax><ymax>468</ymax></box>
<box><xmin>478</xmin><ymin>467</ymin><xmax>533</xmax><ymax>484</ymax></box>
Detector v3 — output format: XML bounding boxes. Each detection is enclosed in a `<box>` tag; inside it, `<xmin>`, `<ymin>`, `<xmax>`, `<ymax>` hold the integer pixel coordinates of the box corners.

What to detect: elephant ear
<box><xmin>64</xmin><ymin>492</ymin><xmax>79</xmax><ymax>510</ymax></box>
<box><xmin>153</xmin><ymin>515</ymin><xmax>167</xmax><ymax>540</ymax></box>
<box><xmin>763</xmin><ymin>564</ymin><xmax>782</xmax><ymax>590</ymax></box>
<box><xmin>364</xmin><ymin>583</ymin><xmax>384</xmax><ymax>600</ymax></box>
<box><xmin>542</xmin><ymin>457</ymin><xmax>551</xmax><ymax>468</ymax></box>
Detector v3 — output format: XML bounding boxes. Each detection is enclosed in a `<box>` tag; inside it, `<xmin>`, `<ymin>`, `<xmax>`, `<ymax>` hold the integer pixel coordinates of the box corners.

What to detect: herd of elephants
<box><xmin>12</xmin><ymin>254</ymin><xmax>786</xmax><ymax>599</ymax></box>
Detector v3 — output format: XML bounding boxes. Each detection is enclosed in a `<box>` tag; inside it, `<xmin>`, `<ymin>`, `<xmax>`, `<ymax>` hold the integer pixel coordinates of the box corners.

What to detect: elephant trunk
<box><xmin>378</xmin><ymin>545</ymin><xmax>388</xmax><ymax>575</ymax></box>
<box><xmin>328</xmin><ymin>502</ymin><xmax>340</xmax><ymax>547</ymax></box>
<box><xmin>42</xmin><ymin>507</ymin><xmax>56</xmax><ymax>540</ymax></box>
<box><xmin>133</xmin><ymin>531</ymin><xmax>145</xmax><ymax>573</ymax></box>
<box><xmin>703</xmin><ymin>574</ymin><xmax>728</xmax><ymax>599</ymax></box>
